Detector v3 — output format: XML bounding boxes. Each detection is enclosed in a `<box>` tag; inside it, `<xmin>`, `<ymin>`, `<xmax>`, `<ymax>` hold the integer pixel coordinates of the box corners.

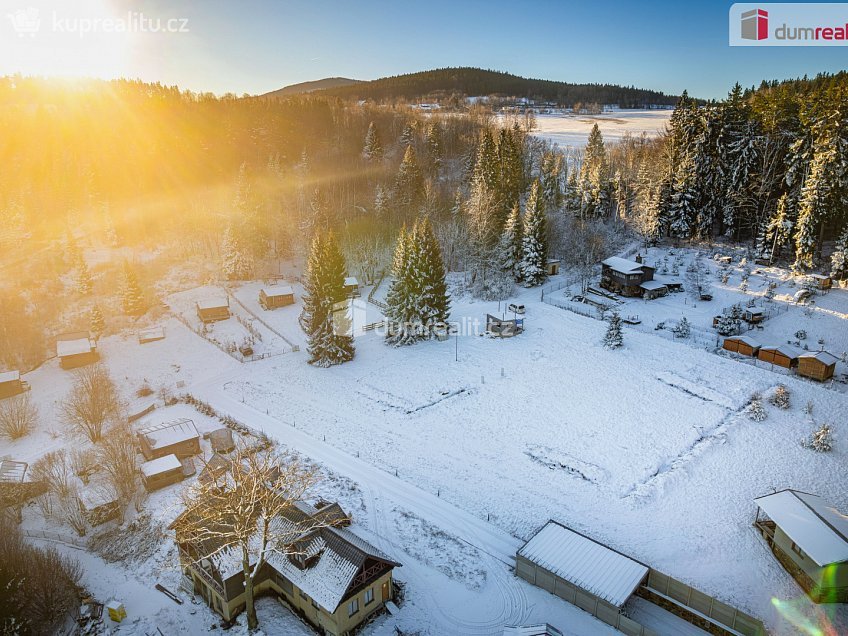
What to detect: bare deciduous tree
<box><xmin>31</xmin><ymin>450</ymin><xmax>73</xmax><ymax>499</ymax></box>
<box><xmin>97</xmin><ymin>423</ymin><xmax>140</xmax><ymax>521</ymax></box>
<box><xmin>0</xmin><ymin>393</ymin><xmax>38</xmax><ymax>439</ymax></box>
<box><xmin>59</xmin><ymin>364</ymin><xmax>123</xmax><ymax>443</ymax></box>
<box><xmin>174</xmin><ymin>444</ymin><xmax>336</xmax><ymax>630</ymax></box>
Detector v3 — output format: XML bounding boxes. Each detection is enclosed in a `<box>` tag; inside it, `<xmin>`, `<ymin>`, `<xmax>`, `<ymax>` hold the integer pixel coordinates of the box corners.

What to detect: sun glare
<box><xmin>1</xmin><ymin>0</ymin><xmax>134</xmax><ymax>80</ymax></box>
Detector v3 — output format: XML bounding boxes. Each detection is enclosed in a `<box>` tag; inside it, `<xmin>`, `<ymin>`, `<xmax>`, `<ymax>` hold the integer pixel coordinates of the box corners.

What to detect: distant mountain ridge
<box><xmin>263</xmin><ymin>77</ymin><xmax>361</xmax><ymax>98</ymax></box>
<box><xmin>291</xmin><ymin>67</ymin><xmax>678</xmax><ymax>107</ymax></box>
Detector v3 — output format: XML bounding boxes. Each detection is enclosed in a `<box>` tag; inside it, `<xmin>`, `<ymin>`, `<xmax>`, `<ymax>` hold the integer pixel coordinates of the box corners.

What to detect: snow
<box><xmin>726</xmin><ymin>335</ymin><xmax>760</xmax><ymax>348</ymax></box>
<box><xmin>754</xmin><ymin>490</ymin><xmax>848</xmax><ymax>566</ymax></box>
<box><xmin>0</xmin><ymin>369</ymin><xmax>20</xmax><ymax>383</ymax></box>
<box><xmin>799</xmin><ymin>350</ymin><xmax>839</xmax><ymax>365</ymax></box>
<box><xmin>138</xmin><ymin>418</ymin><xmax>199</xmax><ymax>450</ymax></box>
<box><xmin>639</xmin><ymin>280</ymin><xmax>667</xmax><ymax>291</ymax></box>
<box><xmin>56</xmin><ymin>336</ymin><xmax>94</xmax><ymax>357</ymax></box>
<box><xmin>140</xmin><ymin>454</ymin><xmax>181</xmax><ymax>478</ymax></box>
<box><xmin>196</xmin><ymin>297</ymin><xmax>228</xmax><ymax>310</ymax></box>
<box><xmin>528</xmin><ymin>109</ymin><xmax>671</xmax><ymax>150</ymax></box>
<box><xmin>518</xmin><ymin>520</ymin><xmax>648</xmax><ymax>607</ymax></box>
<box><xmin>261</xmin><ymin>285</ymin><xmax>294</xmax><ymax>297</ymax></box>
<box><xmin>503</xmin><ymin>625</ymin><xmax>563</xmax><ymax>636</ymax></box>
<box><xmin>601</xmin><ymin>256</ymin><xmax>644</xmax><ymax>274</ymax></box>
<box><xmin>344</xmin><ymin>276</ymin><xmax>359</xmax><ymax>288</ymax></box>
<box><xmin>759</xmin><ymin>344</ymin><xmax>801</xmax><ymax>359</ymax></box>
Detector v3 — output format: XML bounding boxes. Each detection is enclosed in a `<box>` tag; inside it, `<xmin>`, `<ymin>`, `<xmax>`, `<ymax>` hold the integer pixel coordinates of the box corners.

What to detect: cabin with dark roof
<box><xmin>600</xmin><ymin>257</ymin><xmax>657</xmax><ymax>298</ymax></box>
<box><xmin>137</xmin><ymin>418</ymin><xmax>201</xmax><ymax>460</ymax></box>
<box><xmin>172</xmin><ymin>501</ymin><xmax>400</xmax><ymax>635</ymax></box>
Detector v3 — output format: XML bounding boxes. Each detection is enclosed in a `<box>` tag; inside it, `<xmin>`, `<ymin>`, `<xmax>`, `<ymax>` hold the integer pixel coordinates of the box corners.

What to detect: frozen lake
<box><xmin>527</xmin><ymin>109</ymin><xmax>672</xmax><ymax>150</ymax></box>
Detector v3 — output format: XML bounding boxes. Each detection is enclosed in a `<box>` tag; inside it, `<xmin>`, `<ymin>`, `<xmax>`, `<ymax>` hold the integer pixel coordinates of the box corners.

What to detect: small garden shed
<box><xmin>344</xmin><ymin>276</ymin><xmax>360</xmax><ymax>298</ymax></box>
<box><xmin>196</xmin><ymin>298</ymin><xmax>230</xmax><ymax>323</ymax></box>
<box><xmin>797</xmin><ymin>351</ymin><xmax>838</xmax><ymax>382</ymax></box>
<box><xmin>757</xmin><ymin>345</ymin><xmax>800</xmax><ymax>369</ymax></box>
<box><xmin>259</xmin><ymin>285</ymin><xmax>295</xmax><ymax>310</ymax></box>
<box><xmin>140</xmin><ymin>454</ymin><xmax>185</xmax><ymax>491</ymax></box>
<box><xmin>56</xmin><ymin>332</ymin><xmax>98</xmax><ymax>369</ymax></box>
<box><xmin>0</xmin><ymin>371</ymin><xmax>25</xmax><ymax>399</ymax></box>
<box><xmin>723</xmin><ymin>335</ymin><xmax>760</xmax><ymax>357</ymax></box>
<box><xmin>138</xmin><ymin>418</ymin><xmax>201</xmax><ymax>460</ymax></box>
<box><xmin>545</xmin><ymin>259</ymin><xmax>561</xmax><ymax>276</ymax></box>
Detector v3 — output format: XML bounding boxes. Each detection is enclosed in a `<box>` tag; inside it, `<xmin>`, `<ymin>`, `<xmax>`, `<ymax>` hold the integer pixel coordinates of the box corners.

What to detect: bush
<box><xmin>0</xmin><ymin>393</ymin><xmax>38</xmax><ymax>439</ymax></box>
<box><xmin>801</xmin><ymin>423</ymin><xmax>833</xmax><ymax>453</ymax></box>
<box><xmin>746</xmin><ymin>398</ymin><xmax>767</xmax><ymax>422</ymax></box>
<box><xmin>769</xmin><ymin>385</ymin><xmax>790</xmax><ymax>409</ymax></box>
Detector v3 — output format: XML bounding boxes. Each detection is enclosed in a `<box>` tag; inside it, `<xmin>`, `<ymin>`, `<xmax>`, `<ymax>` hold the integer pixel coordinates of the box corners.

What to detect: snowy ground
<box><xmin>527</xmin><ymin>109</ymin><xmax>672</xmax><ymax>150</ymax></box>
<box><xmin>5</xmin><ymin>248</ymin><xmax>848</xmax><ymax>636</ymax></box>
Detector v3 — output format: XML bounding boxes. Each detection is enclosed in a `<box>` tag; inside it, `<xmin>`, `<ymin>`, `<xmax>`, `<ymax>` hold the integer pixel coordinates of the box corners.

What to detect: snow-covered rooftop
<box><xmin>139</xmin><ymin>418</ymin><xmax>199</xmax><ymax>450</ymax></box>
<box><xmin>0</xmin><ymin>459</ymin><xmax>27</xmax><ymax>483</ymax></box>
<box><xmin>262</xmin><ymin>285</ymin><xmax>294</xmax><ymax>297</ymax></box>
<box><xmin>140</xmin><ymin>454</ymin><xmax>182</xmax><ymax>478</ymax></box>
<box><xmin>755</xmin><ymin>490</ymin><xmax>848</xmax><ymax>566</ymax></box>
<box><xmin>639</xmin><ymin>280</ymin><xmax>667</xmax><ymax>291</ymax></box>
<box><xmin>56</xmin><ymin>336</ymin><xmax>94</xmax><ymax>357</ymax></box>
<box><xmin>503</xmin><ymin>625</ymin><xmax>564</xmax><ymax>636</ymax></box>
<box><xmin>0</xmin><ymin>370</ymin><xmax>20</xmax><ymax>384</ymax></box>
<box><xmin>725</xmin><ymin>335</ymin><xmax>760</xmax><ymax>348</ymax></box>
<box><xmin>518</xmin><ymin>521</ymin><xmax>648</xmax><ymax>607</ymax></box>
<box><xmin>196</xmin><ymin>298</ymin><xmax>228</xmax><ymax>310</ymax></box>
<box><xmin>759</xmin><ymin>344</ymin><xmax>801</xmax><ymax>359</ymax></box>
<box><xmin>602</xmin><ymin>257</ymin><xmax>644</xmax><ymax>275</ymax></box>
<box><xmin>798</xmin><ymin>351</ymin><xmax>839</xmax><ymax>365</ymax></box>
<box><xmin>344</xmin><ymin>277</ymin><xmax>358</xmax><ymax>287</ymax></box>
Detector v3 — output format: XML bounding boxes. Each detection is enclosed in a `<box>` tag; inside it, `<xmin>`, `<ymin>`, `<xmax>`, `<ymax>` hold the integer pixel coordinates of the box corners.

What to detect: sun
<box><xmin>0</xmin><ymin>0</ymin><xmax>135</xmax><ymax>79</ymax></box>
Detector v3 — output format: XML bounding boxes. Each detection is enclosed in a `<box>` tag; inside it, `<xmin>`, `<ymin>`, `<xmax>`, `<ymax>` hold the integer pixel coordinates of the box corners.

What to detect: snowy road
<box><xmin>192</xmin><ymin>371</ymin><xmax>616</xmax><ymax>636</ymax></box>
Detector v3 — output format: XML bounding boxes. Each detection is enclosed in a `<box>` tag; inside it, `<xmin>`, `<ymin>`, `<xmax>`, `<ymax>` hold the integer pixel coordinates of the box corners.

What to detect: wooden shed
<box><xmin>757</xmin><ymin>345</ymin><xmax>800</xmax><ymax>369</ymax></box>
<box><xmin>56</xmin><ymin>332</ymin><xmax>98</xmax><ymax>369</ymax></box>
<box><xmin>137</xmin><ymin>418</ymin><xmax>201</xmax><ymax>460</ymax></box>
<box><xmin>0</xmin><ymin>371</ymin><xmax>25</xmax><ymax>399</ymax></box>
<box><xmin>743</xmin><ymin>308</ymin><xmax>765</xmax><ymax>324</ymax></box>
<box><xmin>343</xmin><ymin>276</ymin><xmax>361</xmax><ymax>298</ymax></box>
<box><xmin>196</xmin><ymin>298</ymin><xmax>230</xmax><ymax>323</ymax></box>
<box><xmin>138</xmin><ymin>326</ymin><xmax>165</xmax><ymax>344</ymax></box>
<box><xmin>723</xmin><ymin>335</ymin><xmax>760</xmax><ymax>357</ymax></box>
<box><xmin>797</xmin><ymin>351</ymin><xmax>838</xmax><ymax>382</ymax></box>
<box><xmin>208</xmin><ymin>427</ymin><xmax>235</xmax><ymax>454</ymax></box>
<box><xmin>808</xmin><ymin>274</ymin><xmax>832</xmax><ymax>291</ymax></box>
<box><xmin>259</xmin><ymin>286</ymin><xmax>295</xmax><ymax>310</ymax></box>
<box><xmin>545</xmin><ymin>259</ymin><xmax>561</xmax><ymax>276</ymax></box>
<box><xmin>140</xmin><ymin>454</ymin><xmax>184</xmax><ymax>491</ymax></box>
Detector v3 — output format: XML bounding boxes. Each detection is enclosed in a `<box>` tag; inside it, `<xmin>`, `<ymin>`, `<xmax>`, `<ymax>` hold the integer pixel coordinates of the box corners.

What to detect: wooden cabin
<box><xmin>172</xmin><ymin>500</ymin><xmax>400</xmax><ymax>635</ymax></box>
<box><xmin>757</xmin><ymin>345</ymin><xmax>800</xmax><ymax>369</ymax></box>
<box><xmin>137</xmin><ymin>418</ymin><xmax>201</xmax><ymax>460</ymax></box>
<box><xmin>600</xmin><ymin>257</ymin><xmax>656</xmax><ymax>298</ymax></box>
<box><xmin>56</xmin><ymin>332</ymin><xmax>98</xmax><ymax>369</ymax></box>
<box><xmin>743</xmin><ymin>308</ymin><xmax>765</xmax><ymax>324</ymax></box>
<box><xmin>0</xmin><ymin>371</ymin><xmax>25</xmax><ymax>399</ymax></box>
<box><xmin>754</xmin><ymin>489</ymin><xmax>848</xmax><ymax>603</ymax></box>
<box><xmin>545</xmin><ymin>259</ymin><xmax>561</xmax><ymax>276</ymax></box>
<box><xmin>78</xmin><ymin>488</ymin><xmax>121</xmax><ymax>526</ymax></box>
<box><xmin>808</xmin><ymin>274</ymin><xmax>832</xmax><ymax>291</ymax></box>
<box><xmin>639</xmin><ymin>280</ymin><xmax>668</xmax><ymax>300</ymax></box>
<box><xmin>344</xmin><ymin>276</ymin><xmax>361</xmax><ymax>298</ymax></box>
<box><xmin>196</xmin><ymin>298</ymin><xmax>230</xmax><ymax>323</ymax></box>
<box><xmin>259</xmin><ymin>285</ymin><xmax>295</xmax><ymax>310</ymax></box>
<box><xmin>723</xmin><ymin>335</ymin><xmax>760</xmax><ymax>357</ymax></box>
<box><xmin>487</xmin><ymin>314</ymin><xmax>524</xmax><ymax>338</ymax></box>
<box><xmin>797</xmin><ymin>351</ymin><xmax>838</xmax><ymax>382</ymax></box>
<box><xmin>140</xmin><ymin>454</ymin><xmax>185</xmax><ymax>491</ymax></box>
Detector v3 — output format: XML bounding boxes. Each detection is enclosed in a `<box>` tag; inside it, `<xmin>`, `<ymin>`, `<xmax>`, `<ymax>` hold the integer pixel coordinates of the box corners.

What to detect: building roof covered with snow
<box><xmin>503</xmin><ymin>625</ymin><xmax>564</xmax><ymax>636</ymax></box>
<box><xmin>754</xmin><ymin>490</ymin><xmax>848</xmax><ymax>566</ymax></box>
<box><xmin>344</xmin><ymin>276</ymin><xmax>358</xmax><ymax>288</ymax></box>
<box><xmin>139</xmin><ymin>418</ymin><xmax>199</xmax><ymax>451</ymax></box>
<box><xmin>0</xmin><ymin>459</ymin><xmax>27</xmax><ymax>483</ymax></box>
<box><xmin>602</xmin><ymin>257</ymin><xmax>645</xmax><ymax>275</ymax></box>
<box><xmin>517</xmin><ymin>520</ymin><xmax>648</xmax><ymax>607</ymax></box>
<box><xmin>261</xmin><ymin>285</ymin><xmax>294</xmax><ymax>297</ymax></box>
<box><xmin>140</xmin><ymin>454</ymin><xmax>182</xmax><ymax>478</ymax></box>
<box><xmin>759</xmin><ymin>344</ymin><xmax>801</xmax><ymax>358</ymax></box>
<box><xmin>639</xmin><ymin>280</ymin><xmax>667</xmax><ymax>291</ymax></box>
<box><xmin>56</xmin><ymin>333</ymin><xmax>95</xmax><ymax>357</ymax></box>
<box><xmin>798</xmin><ymin>350</ymin><xmax>839</xmax><ymax>365</ymax></box>
<box><xmin>725</xmin><ymin>335</ymin><xmax>760</xmax><ymax>348</ymax></box>
<box><xmin>0</xmin><ymin>370</ymin><xmax>20</xmax><ymax>384</ymax></box>
<box><xmin>196</xmin><ymin>298</ymin><xmax>228</xmax><ymax>310</ymax></box>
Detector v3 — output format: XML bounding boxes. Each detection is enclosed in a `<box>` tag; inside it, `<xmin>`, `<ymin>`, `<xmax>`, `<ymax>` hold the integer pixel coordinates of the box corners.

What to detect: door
<box><xmin>381</xmin><ymin>581</ymin><xmax>390</xmax><ymax>602</ymax></box>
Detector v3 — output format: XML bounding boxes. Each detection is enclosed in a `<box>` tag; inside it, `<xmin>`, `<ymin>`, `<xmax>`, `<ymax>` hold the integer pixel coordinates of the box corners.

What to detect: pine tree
<box><xmin>300</xmin><ymin>232</ymin><xmax>355</xmax><ymax>366</ymax></box>
<box><xmin>673</xmin><ymin>317</ymin><xmax>691</xmax><ymax>338</ymax></box>
<box><xmin>802</xmin><ymin>422</ymin><xmax>833</xmax><ymax>452</ymax></box>
<box><xmin>669</xmin><ymin>153</ymin><xmax>698</xmax><ymax>239</ymax></box>
<box><xmin>385</xmin><ymin>226</ymin><xmax>420</xmax><ymax>345</ymax></box>
<box><xmin>362</xmin><ymin>122</ymin><xmax>383</xmax><ymax>161</ymax></box>
<box><xmin>394</xmin><ymin>145</ymin><xmax>424</xmax><ymax>212</ymax></box>
<box><xmin>578</xmin><ymin>124</ymin><xmax>610</xmax><ymax>217</ymax></box>
<box><xmin>415</xmin><ymin>217</ymin><xmax>451</xmax><ymax>334</ymax></box>
<box><xmin>769</xmin><ymin>384</ymin><xmax>790</xmax><ymax>410</ymax></box>
<box><xmin>74</xmin><ymin>255</ymin><xmax>93</xmax><ymax>295</ymax></box>
<box><xmin>603</xmin><ymin>311</ymin><xmax>624</xmax><ymax>349</ymax></box>
<box><xmin>373</xmin><ymin>185</ymin><xmax>389</xmax><ymax>220</ymax></box>
<box><xmin>746</xmin><ymin>396</ymin><xmax>767</xmax><ymax>422</ymax></box>
<box><xmin>89</xmin><ymin>304</ymin><xmax>105</xmax><ymax>336</ymax></box>
<box><xmin>519</xmin><ymin>180</ymin><xmax>548</xmax><ymax>287</ymax></box>
<box><xmin>540</xmin><ymin>151</ymin><xmax>565</xmax><ymax>211</ymax></box>
<box><xmin>399</xmin><ymin>122</ymin><xmax>416</xmax><ymax>147</ymax></box>
<box><xmin>120</xmin><ymin>261</ymin><xmax>145</xmax><ymax>316</ymax></box>
<box><xmin>501</xmin><ymin>203</ymin><xmax>523</xmax><ymax>281</ymax></box>
<box><xmin>425</xmin><ymin>123</ymin><xmax>442</xmax><ymax>173</ymax></box>
<box><xmin>831</xmin><ymin>226</ymin><xmax>848</xmax><ymax>280</ymax></box>
<box><xmin>221</xmin><ymin>224</ymin><xmax>255</xmax><ymax>280</ymax></box>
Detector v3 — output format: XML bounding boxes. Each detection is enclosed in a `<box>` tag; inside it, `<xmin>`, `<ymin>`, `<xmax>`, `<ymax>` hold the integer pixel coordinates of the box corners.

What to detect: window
<box><xmin>790</xmin><ymin>542</ymin><xmax>807</xmax><ymax>559</ymax></box>
<box><xmin>364</xmin><ymin>587</ymin><xmax>374</xmax><ymax>606</ymax></box>
<box><xmin>347</xmin><ymin>598</ymin><xmax>359</xmax><ymax>617</ymax></box>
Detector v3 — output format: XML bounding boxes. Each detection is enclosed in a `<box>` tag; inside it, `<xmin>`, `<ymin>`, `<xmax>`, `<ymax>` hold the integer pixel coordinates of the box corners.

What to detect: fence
<box><xmin>23</xmin><ymin>528</ymin><xmax>88</xmax><ymax>550</ymax></box>
<box><xmin>641</xmin><ymin>569</ymin><xmax>767</xmax><ymax>636</ymax></box>
<box><xmin>225</xmin><ymin>288</ymin><xmax>298</xmax><ymax>351</ymax></box>
<box><xmin>367</xmin><ymin>273</ymin><xmax>388</xmax><ymax>311</ymax></box>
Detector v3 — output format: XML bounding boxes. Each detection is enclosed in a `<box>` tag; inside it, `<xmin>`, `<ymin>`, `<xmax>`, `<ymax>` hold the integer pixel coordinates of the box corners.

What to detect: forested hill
<box><xmin>313</xmin><ymin>67</ymin><xmax>679</xmax><ymax>107</ymax></box>
<box><xmin>263</xmin><ymin>77</ymin><xmax>361</xmax><ymax>98</ymax></box>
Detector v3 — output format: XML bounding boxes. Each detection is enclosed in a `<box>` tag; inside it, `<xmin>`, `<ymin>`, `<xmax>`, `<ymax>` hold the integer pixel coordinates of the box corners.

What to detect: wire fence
<box><xmin>23</xmin><ymin>528</ymin><xmax>89</xmax><ymax>550</ymax></box>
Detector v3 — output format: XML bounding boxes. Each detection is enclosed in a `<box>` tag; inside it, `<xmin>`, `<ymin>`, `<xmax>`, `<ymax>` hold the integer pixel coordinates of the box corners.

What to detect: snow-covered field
<box><xmin>529</xmin><ymin>109</ymin><xmax>672</xmax><ymax>149</ymax></box>
<box><xmin>5</xmin><ymin>246</ymin><xmax>847</xmax><ymax>636</ymax></box>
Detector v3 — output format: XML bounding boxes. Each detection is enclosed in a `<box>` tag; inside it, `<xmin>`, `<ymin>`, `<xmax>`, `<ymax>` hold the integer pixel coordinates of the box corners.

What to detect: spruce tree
<box><xmin>415</xmin><ymin>217</ymin><xmax>451</xmax><ymax>334</ymax></box>
<box><xmin>121</xmin><ymin>261</ymin><xmax>145</xmax><ymax>316</ymax></box>
<box><xmin>363</xmin><ymin>122</ymin><xmax>383</xmax><ymax>161</ymax></box>
<box><xmin>74</xmin><ymin>255</ymin><xmax>93</xmax><ymax>295</ymax></box>
<box><xmin>394</xmin><ymin>145</ymin><xmax>424</xmax><ymax>212</ymax></box>
<box><xmin>604</xmin><ymin>311</ymin><xmax>624</xmax><ymax>349</ymax></box>
<box><xmin>501</xmin><ymin>203</ymin><xmax>523</xmax><ymax>281</ymax></box>
<box><xmin>321</xmin><ymin>232</ymin><xmax>356</xmax><ymax>364</ymax></box>
<box><xmin>831</xmin><ymin>226</ymin><xmax>848</xmax><ymax>280</ymax></box>
<box><xmin>373</xmin><ymin>185</ymin><xmax>389</xmax><ymax>219</ymax></box>
<box><xmin>669</xmin><ymin>153</ymin><xmax>698</xmax><ymax>239</ymax></box>
<box><xmin>540</xmin><ymin>151</ymin><xmax>564</xmax><ymax>211</ymax></box>
<box><xmin>578</xmin><ymin>124</ymin><xmax>610</xmax><ymax>217</ymax></box>
<box><xmin>385</xmin><ymin>226</ymin><xmax>419</xmax><ymax>345</ymax></box>
<box><xmin>519</xmin><ymin>180</ymin><xmax>548</xmax><ymax>287</ymax></box>
<box><xmin>89</xmin><ymin>304</ymin><xmax>105</xmax><ymax>336</ymax></box>
<box><xmin>221</xmin><ymin>224</ymin><xmax>255</xmax><ymax>280</ymax></box>
<box><xmin>425</xmin><ymin>123</ymin><xmax>442</xmax><ymax>173</ymax></box>
<box><xmin>399</xmin><ymin>122</ymin><xmax>416</xmax><ymax>147</ymax></box>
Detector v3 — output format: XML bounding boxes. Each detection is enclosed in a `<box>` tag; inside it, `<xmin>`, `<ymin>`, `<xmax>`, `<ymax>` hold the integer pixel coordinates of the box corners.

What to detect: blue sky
<box><xmin>1</xmin><ymin>0</ymin><xmax>845</xmax><ymax>99</ymax></box>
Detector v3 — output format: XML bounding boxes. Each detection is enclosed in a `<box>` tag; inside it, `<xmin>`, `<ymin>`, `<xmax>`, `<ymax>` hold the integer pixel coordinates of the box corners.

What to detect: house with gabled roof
<box><xmin>171</xmin><ymin>500</ymin><xmax>400</xmax><ymax>635</ymax></box>
<box><xmin>797</xmin><ymin>350</ymin><xmax>839</xmax><ymax>382</ymax></box>
<box><xmin>754</xmin><ymin>489</ymin><xmax>848</xmax><ymax>603</ymax></box>
<box><xmin>600</xmin><ymin>257</ymin><xmax>658</xmax><ymax>298</ymax></box>
<box><xmin>137</xmin><ymin>418</ymin><xmax>201</xmax><ymax>460</ymax></box>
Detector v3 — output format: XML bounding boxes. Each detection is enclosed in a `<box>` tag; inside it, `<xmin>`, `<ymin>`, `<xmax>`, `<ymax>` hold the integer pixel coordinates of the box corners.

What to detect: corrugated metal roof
<box><xmin>755</xmin><ymin>490</ymin><xmax>848</xmax><ymax>566</ymax></box>
<box><xmin>518</xmin><ymin>521</ymin><xmax>648</xmax><ymax>607</ymax></box>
